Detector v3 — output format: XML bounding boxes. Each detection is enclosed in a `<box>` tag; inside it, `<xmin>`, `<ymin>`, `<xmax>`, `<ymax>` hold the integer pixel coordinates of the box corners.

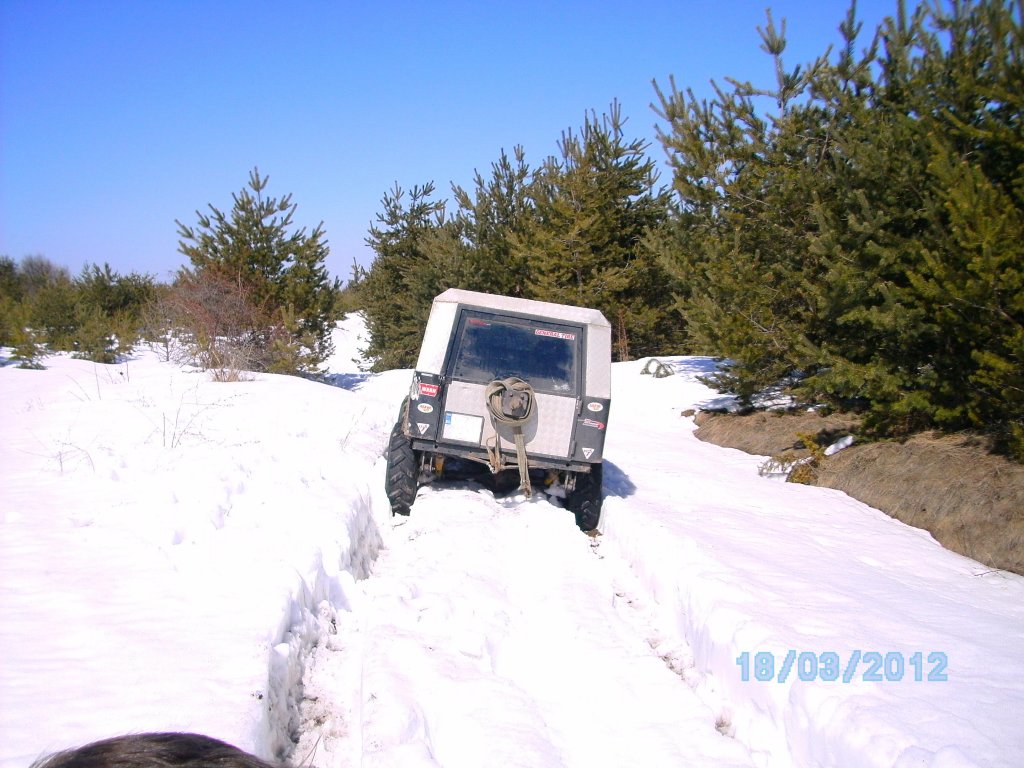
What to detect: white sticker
<box><xmin>582</xmin><ymin>448</ymin><xmax>594</xmax><ymax>459</ymax></box>
<box><xmin>443</xmin><ymin>412</ymin><xmax>484</xmax><ymax>444</ymax></box>
<box><xmin>587</xmin><ymin>402</ymin><xmax>603</xmax><ymax>412</ymax></box>
<box><xmin>416</xmin><ymin>422</ymin><xmax>429</xmax><ymax>435</ymax></box>
<box><xmin>417</xmin><ymin>403</ymin><xmax>434</xmax><ymax>414</ymax></box>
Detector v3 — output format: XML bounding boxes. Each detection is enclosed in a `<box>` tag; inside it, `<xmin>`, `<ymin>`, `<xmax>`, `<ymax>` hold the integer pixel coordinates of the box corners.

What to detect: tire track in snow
<box><xmin>295</xmin><ymin>485</ymin><xmax>756</xmax><ymax>768</ymax></box>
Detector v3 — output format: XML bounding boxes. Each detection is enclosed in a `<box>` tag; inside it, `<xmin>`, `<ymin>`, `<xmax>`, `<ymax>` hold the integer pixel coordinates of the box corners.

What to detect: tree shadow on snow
<box><xmin>696</xmin><ymin>392</ymin><xmax>738</xmax><ymax>411</ymax></box>
<box><xmin>323</xmin><ymin>372</ymin><xmax>372</xmax><ymax>391</ymax></box>
<box><xmin>662</xmin><ymin>357</ymin><xmax>720</xmax><ymax>377</ymax></box>
<box><xmin>657</xmin><ymin>356</ymin><xmax>738</xmax><ymax>412</ymax></box>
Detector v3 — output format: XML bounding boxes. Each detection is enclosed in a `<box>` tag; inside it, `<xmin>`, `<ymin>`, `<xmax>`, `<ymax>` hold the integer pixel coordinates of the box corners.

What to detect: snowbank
<box><xmin>0</xmin><ymin>317</ymin><xmax>401</xmax><ymax>766</ymax></box>
<box><xmin>600</xmin><ymin>357</ymin><xmax>1024</xmax><ymax>768</ymax></box>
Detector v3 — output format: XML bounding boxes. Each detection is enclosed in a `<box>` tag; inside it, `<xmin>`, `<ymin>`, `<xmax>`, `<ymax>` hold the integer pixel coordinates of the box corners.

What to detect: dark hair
<box><xmin>32</xmin><ymin>733</ymin><xmax>280</xmax><ymax>768</ymax></box>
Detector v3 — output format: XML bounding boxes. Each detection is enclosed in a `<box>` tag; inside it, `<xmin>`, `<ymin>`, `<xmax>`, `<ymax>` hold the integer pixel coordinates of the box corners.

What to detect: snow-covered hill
<box><xmin>2</xmin><ymin>315</ymin><xmax>1022</xmax><ymax>768</ymax></box>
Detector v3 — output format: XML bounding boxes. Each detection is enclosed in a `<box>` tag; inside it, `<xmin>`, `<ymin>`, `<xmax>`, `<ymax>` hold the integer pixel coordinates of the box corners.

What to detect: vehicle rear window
<box><xmin>448</xmin><ymin>311</ymin><xmax>581</xmax><ymax>394</ymax></box>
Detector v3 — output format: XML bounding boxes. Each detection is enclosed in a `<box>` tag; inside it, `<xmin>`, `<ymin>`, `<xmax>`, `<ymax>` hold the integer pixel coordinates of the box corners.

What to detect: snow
<box><xmin>2</xmin><ymin>314</ymin><xmax>1022</xmax><ymax>768</ymax></box>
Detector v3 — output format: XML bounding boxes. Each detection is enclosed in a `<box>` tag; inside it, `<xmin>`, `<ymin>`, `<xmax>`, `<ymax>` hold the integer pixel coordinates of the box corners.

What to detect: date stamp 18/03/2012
<box><xmin>736</xmin><ymin>650</ymin><xmax>948</xmax><ymax>683</ymax></box>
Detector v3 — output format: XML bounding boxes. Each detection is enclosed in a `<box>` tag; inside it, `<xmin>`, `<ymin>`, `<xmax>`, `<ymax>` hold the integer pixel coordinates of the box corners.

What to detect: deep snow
<box><xmin>1</xmin><ymin>315</ymin><xmax>1022</xmax><ymax>768</ymax></box>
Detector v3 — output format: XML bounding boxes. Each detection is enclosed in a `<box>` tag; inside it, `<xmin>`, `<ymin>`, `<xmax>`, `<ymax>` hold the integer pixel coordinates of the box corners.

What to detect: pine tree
<box><xmin>450</xmin><ymin>147</ymin><xmax>534</xmax><ymax>297</ymax></box>
<box><xmin>651</xmin><ymin>18</ymin><xmax>835</xmax><ymax>400</ymax></box>
<box><xmin>0</xmin><ymin>256</ymin><xmax>21</xmax><ymax>304</ymax></box>
<box><xmin>514</xmin><ymin>101</ymin><xmax>673</xmax><ymax>360</ymax></box>
<box><xmin>175</xmin><ymin>169</ymin><xmax>339</xmax><ymax>372</ymax></box>
<box><xmin>360</xmin><ymin>182</ymin><xmax>449</xmax><ymax>370</ymax></box>
<box><xmin>27</xmin><ymin>271</ymin><xmax>78</xmax><ymax>350</ymax></box>
<box><xmin>652</xmin><ymin>0</ymin><xmax>1024</xmax><ymax>455</ymax></box>
<box><xmin>360</xmin><ymin>152</ymin><xmax>534</xmax><ymax>369</ymax></box>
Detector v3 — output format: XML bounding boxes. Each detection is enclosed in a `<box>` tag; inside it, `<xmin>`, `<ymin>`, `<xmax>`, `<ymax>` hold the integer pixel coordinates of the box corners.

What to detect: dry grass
<box><xmin>695</xmin><ymin>412</ymin><xmax>1024</xmax><ymax>576</ymax></box>
<box><xmin>694</xmin><ymin>409</ymin><xmax>859</xmax><ymax>458</ymax></box>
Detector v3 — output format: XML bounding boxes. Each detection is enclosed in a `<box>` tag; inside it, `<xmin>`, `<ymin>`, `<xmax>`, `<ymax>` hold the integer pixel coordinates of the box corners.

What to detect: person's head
<box><xmin>32</xmin><ymin>733</ymin><xmax>279</xmax><ymax>768</ymax></box>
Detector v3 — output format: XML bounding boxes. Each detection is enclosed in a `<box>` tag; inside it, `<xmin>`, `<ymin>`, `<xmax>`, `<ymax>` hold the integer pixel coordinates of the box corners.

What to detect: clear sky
<box><xmin>1</xmin><ymin>0</ymin><xmax>895</xmax><ymax>283</ymax></box>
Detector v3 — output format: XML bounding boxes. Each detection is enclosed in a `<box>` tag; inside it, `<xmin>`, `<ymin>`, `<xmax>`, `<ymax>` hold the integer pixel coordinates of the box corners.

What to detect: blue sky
<box><xmin>1</xmin><ymin>0</ymin><xmax>895</xmax><ymax>283</ymax></box>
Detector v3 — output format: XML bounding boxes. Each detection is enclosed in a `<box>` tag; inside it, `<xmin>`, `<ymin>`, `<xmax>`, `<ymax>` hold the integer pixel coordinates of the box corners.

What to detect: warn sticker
<box><xmin>535</xmin><ymin>328</ymin><xmax>576</xmax><ymax>341</ymax></box>
<box><xmin>418</xmin><ymin>383</ymin><xmax>440</xmax><ymax>398</ymax></box>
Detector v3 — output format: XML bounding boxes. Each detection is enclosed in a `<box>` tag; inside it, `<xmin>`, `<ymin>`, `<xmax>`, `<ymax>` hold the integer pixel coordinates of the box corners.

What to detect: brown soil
<box><xmin>694</xmin><ymin>411</ymin><xmax>1024</xmax><ymax>575</ymax></box>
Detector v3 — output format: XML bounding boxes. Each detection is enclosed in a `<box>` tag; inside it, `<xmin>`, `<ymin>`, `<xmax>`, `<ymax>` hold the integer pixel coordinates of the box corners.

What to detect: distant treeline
<box><xmin>354</xmin><ymin>0</ymin><xmax>1023</xmax><ymax>459</ymax></box>
<box><xmin>0</xmin><ymin>256</ymin><xmax>156</xmax><ymax>365</ymax></box>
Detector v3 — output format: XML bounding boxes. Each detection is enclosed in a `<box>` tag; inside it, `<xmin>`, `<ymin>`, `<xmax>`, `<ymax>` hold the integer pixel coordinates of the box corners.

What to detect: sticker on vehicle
<box><xmin>416</xmin><ymin>423</ymin><xmax>430</xmax><ymax>434</ymax></box>
<box><xmin>582</xmin><ymin>447</ymin><xmax>595</xmax><ymax>459</ymax></box>
<box><xmin>535</xmin><ymin>328</ymin><xmax>576</xmax><ymax>341</ymax></box>
<box><xmin>417</xmin><ymin>403</ymin><xmax>434</xmax><ymax>414</ymax></box>
<box><xmin>582</xmin><ymin>418</ymin><xmax>605</xmax><ymax>430</ymax></box>
<box><xmin>443</xmin><ymin>412</ymin><xmax>484</xmax><ymax>444</ymax></box>
<box><xmin>418</xmin><ymin>383</ymin><xmax>440</xmax><ymax>397</ymax></box>
<box><xmin>586</xmin><ymin>402</ymin><xmax>604</xmax><ymax>412</ymax></box>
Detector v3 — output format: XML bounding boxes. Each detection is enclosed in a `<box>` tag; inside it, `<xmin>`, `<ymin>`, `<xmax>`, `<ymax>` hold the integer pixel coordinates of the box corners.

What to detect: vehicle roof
<box><xmin>416</xmin><ymin>290</ymin><xmax>612</xmax><ymax>398</ymax></box>
<box><xmin>431</xmin><ymin>289</ymin><xmax>610</xmax><ymax>329</ymax></box>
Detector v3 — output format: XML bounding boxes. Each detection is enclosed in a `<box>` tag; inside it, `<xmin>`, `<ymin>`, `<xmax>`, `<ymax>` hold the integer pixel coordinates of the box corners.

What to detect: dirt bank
<box><xmin>693</xmin><ymin>411</ymin><xmax>1024</xmax><ymax>575</ymax></box>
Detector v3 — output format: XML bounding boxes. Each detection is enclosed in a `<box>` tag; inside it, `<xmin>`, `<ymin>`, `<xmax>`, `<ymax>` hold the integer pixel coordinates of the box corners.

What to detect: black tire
<box><xmin>385</xmin><ymin>421</ymin><xmax>418</xmax><ymax>516</ymax></box>
<box><xmin>567</xmin><ymin>463</ymin><xmax>603</xmax><ymax>532</ymax></box>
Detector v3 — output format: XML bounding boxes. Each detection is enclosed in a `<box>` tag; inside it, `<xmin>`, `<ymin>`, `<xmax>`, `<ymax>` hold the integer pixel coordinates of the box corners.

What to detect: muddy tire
<box><xmin>567</xmin><ymin>463</ymin><xmax>603</xmax><ymax>532</ymax></box>
<box><xmin>385</xmin><ymin>421</ymin><xmax>418</xmax><ymax>516</ymax></box>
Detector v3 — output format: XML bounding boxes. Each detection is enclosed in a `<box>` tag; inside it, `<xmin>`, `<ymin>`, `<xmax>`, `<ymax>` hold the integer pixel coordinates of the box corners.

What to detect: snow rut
<box><xmin>294</xmin><ymin>485</ymin><xmax>755</xmax><ymax>768</ymax></box>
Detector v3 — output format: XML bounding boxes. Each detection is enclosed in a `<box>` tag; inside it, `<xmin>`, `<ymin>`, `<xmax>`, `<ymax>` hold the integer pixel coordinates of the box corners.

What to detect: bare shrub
<box><xmin>696</xmin><ymin>409</ymin><xmax>859</xmax><ymax>457</ymax></box>
<box><xmin>146</xmin><ymin>272</ymin><xmax>266</xmax><ymax>379</ymax></box>
<box><xmin>144</xmin><ymin>271</ymin><xmax>317</xmax><ymax>379</ymax></box>
<box><xmin>757</xmin><ymin>432</ymin><xmax>827</xmax><ymax>484</ymax></box>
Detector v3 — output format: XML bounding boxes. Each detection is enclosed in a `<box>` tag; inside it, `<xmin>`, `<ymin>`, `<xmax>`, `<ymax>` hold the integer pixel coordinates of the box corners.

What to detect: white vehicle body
<box><xmin>404</xmin><ymin>289</ymin><xmax>612</xmax><ymax>471</ymax></box>
<box><xmin>386</xmin><ymin>289</ymin><xmax>612</xmax><ymax>530</ymax></box>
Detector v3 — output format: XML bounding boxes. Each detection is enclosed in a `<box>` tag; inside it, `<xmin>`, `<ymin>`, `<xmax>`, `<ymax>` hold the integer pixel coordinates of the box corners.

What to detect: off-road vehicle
<box><xmin>385</xmin><ymin>289</ymin><xmax>611</xmax><ymax>531</ymax></box>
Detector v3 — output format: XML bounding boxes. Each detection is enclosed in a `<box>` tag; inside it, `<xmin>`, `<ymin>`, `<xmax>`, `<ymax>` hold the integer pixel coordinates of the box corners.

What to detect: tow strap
<box><xmin>484</xmin><ymin>377</ymin><xmax>536</xmax><ymax>495</ymax></box>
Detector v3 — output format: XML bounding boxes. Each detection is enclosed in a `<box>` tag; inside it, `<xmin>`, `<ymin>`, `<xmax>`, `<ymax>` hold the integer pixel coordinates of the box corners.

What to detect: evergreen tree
<box><xmin>450</xmin><ymin>147</ymin><xmax>534</xmax><ymax>297</ymax></box>
<box><xmin>7</xmin><ymin>301</ymin><xmax>44</xmax><ymax>369</ymax></box>
<box><xmin>334</xmin><ymin>258</ymin><xmax>368</xmax><ymax>315</ymax></box>
<box><xmin>26</xmin><ymin>270</ymin><xmax>78</xmax><ymax>349</ymax></box>
<box><xmin>651</xmin><ymin>8</ymin><xmax>844</xmax><ymax>401</ymax></box>
<box><xmin>652</xmin><ymin>0</ymin><xmax>1024</xmax><ymax>455</ymax></box>
<box><xmin>76</xmin><ymin>263</ymin><xmax>154</xmax><ymax>320</ymax></box>
<box><xmin>360</xmin><ymin>152</ymin><xmax>534</xmax><ymax>369</ymax></box>
<box><xmin>514</xmin><ymin>101</ymin><xmax>674</xmax><ymax>360</ymax></box>
<box><xmin>176</xmin><ymin>169</ymin><xmax>339</xmax><ymax>372</ymax></box>
<box><xmin>0</xmin><ymin>256</ymin><xmax>21</xmax><ymax>304</ymax></box>
<box><xmin>0</xmin><ymin>256</ymin><xmax>21</xmax><ymax>350</ymax></box>
<box><xmin>361</xmin><ymin>182</ymin><xmax>449</xmax><ymax>370</ymax></box>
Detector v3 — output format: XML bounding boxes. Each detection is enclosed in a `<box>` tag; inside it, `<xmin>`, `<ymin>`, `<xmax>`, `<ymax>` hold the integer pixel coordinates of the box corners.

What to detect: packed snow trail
<box><xmin>297</xmin><ymin>350</ymin><xmax>1024</xmax><ymax>768</ymax></box>
<box><xmin>295</xmin><ymin>483</ymin><xmax>756</xmax><ymax>768</ymax></box>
